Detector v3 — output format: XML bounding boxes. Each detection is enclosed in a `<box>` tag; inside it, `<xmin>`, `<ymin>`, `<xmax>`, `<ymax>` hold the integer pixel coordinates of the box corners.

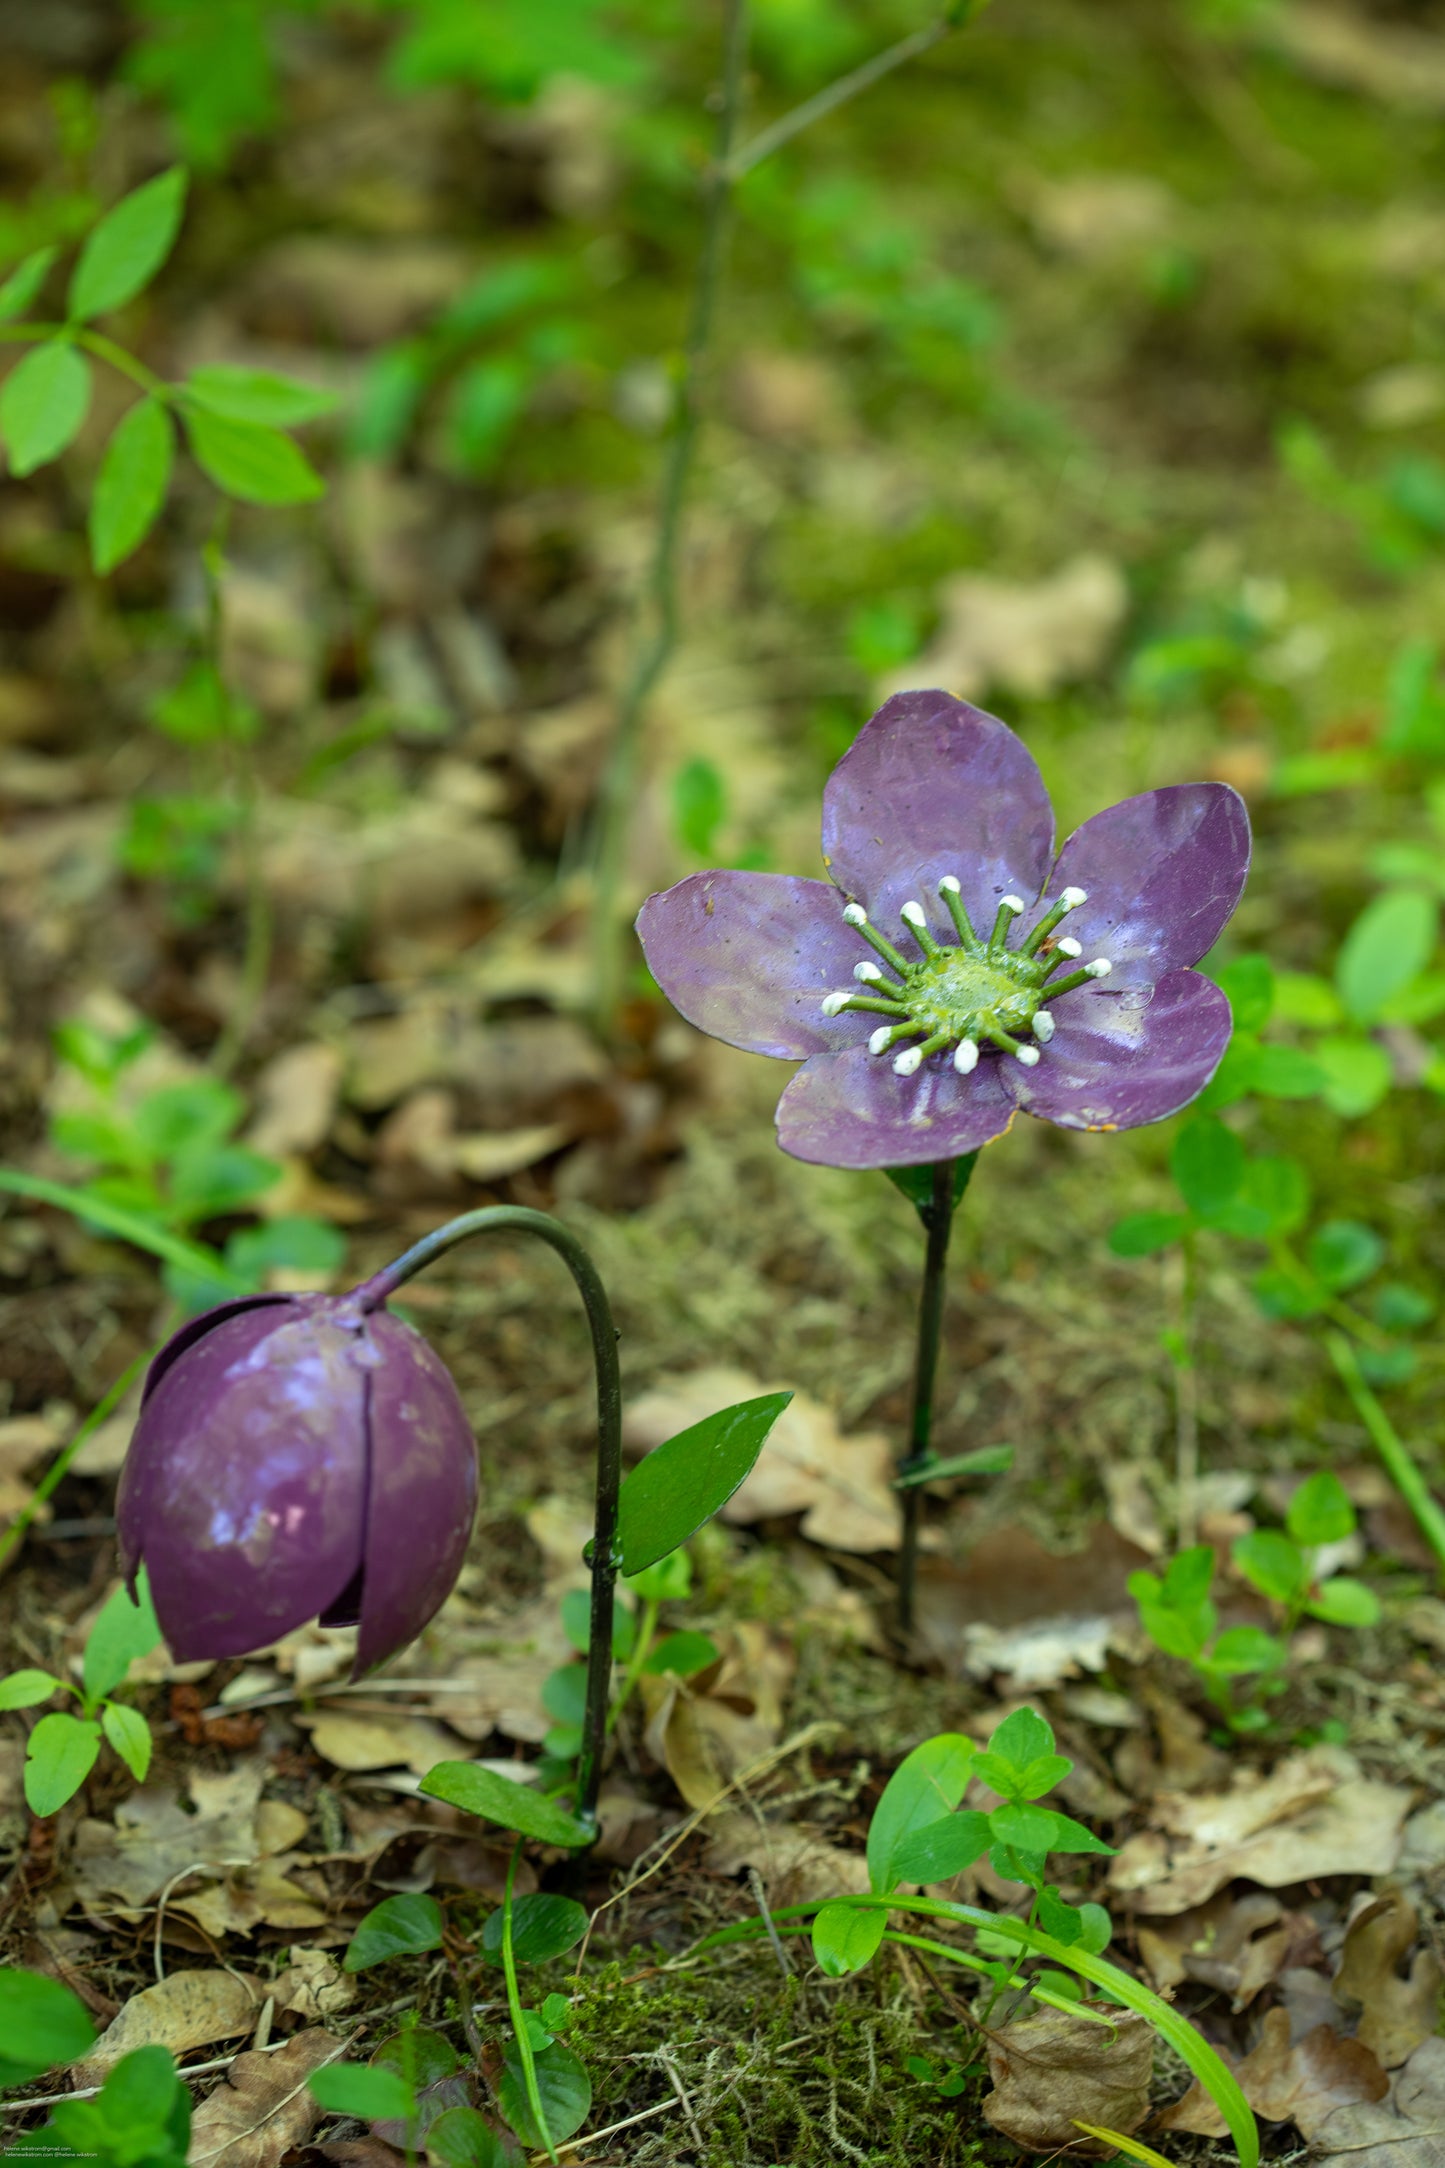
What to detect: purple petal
<box><xmin>354</xmin><ymin>1311</ymin><xmax>478</xmax><ymax>1676</ymax></box>
<box><xmin>821</xmin><ymin>691</ymin><xmax>1055</xmax><ymax>945</ymax></box>
<box><xmin>1049</xmin><ymin>784</ymin><xmax>1251</xmax><ymax>988</ymax></box>
<box><xmin>776</xmin><ymin>1043</ymin><xmax>1016</xmax><ymax>1169</ymax></box>
<box><xmin>117</xmin><ymin>1305</ymin><xmax>367</xmax><ymax>1661</ymax></box>
<box><xmin>1004</xmin><ymin>969</ymin><xmax>1232</xmax><ymax>1132</ymax></box>
<box><xmin>637</xmin><ymin>871</ymin><xmax>868</xmax><ymax>1058</ymax></box>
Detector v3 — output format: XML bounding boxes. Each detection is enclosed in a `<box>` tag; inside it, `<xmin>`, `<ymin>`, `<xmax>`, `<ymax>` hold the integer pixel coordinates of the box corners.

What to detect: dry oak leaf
<box><xmin>69</xmin><ymin>1761</ymin><xmax>268</xmax><ymax>1913</ymax></box>
<box><xmin>624</xmin><ymin>1366</ymin><xmax>899</xmax><ymax>1553</ymax></box>
<box><xmin>269</xmin><ymin>1947</ymin><xmax>355</xmax><ymax>2023</ymax></box>
<box><xmin>879</xmin><ymin>554</ymin><xmax>1128</xmax><ymax>705</ymax></box>
<box><xmin>73</xmin><ymin>1970</ymin><xmax>262</xmax><ymax>2086</ymax></box>
<box><xmin>640</xmin><ymin>1621</ymin><xmax>793</xmax><ymax>1811</ymax></box>
<box><xmin>1136</xmin><ymin>1890</ymin><xmax>1296</xmax><ymax>2012</ymax></box>
<box><xmin>1156</xmin><ymin>2008</ymin><xmax>1388</xmax><ymax>2141</ymax></box>
<box><xmin>1108</xmin><ymin>1746</ymin><xmax>1408</xmax><ymax>1914</ymax></box>
<box><xmin>1310</xmin><ymin>2034</ymin><xmax>1445</xmax><ymax>2168</ymax></box>
<box><xmin>982</xmin><ymin>2003</ymin><xmax>1153</xmax><ymax>2154</ymax></box>
<box><xmin>297</xmin><ymin>1709</ymin><xmax>459</xmax><ymax>1775</ymax></box>
<box><xmin>187</xmin><ymin>2028</ymin><xmax>342</xmax><ymax>2168</ymax></box>
<box><xmin>1335</xmin><ymin>1891</ymin><xmax>1445</xmax><ymax>2069</ymax></box>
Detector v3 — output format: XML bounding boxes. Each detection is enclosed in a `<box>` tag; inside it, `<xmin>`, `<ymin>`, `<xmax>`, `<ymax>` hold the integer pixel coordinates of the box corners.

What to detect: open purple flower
<box><xmin>117</xmin><ymin>1290</ymin><xmax>477</xmax><ymax>1675</ymax></box>
<box><xmin>637</xmin><ymin>690</ymin><xmax>1251</xmax><ymax>1169</ymax></box>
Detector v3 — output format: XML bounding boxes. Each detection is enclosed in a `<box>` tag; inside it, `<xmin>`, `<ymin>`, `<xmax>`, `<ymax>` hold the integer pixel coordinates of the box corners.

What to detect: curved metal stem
<box><xmin>355</xmin><ymin>1208</ymin><xmax>622</xmax><ymax>1835</ymax></box>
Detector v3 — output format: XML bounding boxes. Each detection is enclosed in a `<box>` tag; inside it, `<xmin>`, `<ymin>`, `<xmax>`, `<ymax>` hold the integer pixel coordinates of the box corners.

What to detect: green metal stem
<box><xmin>896</xmin><ymin>1155</ymin><xmax>975</xmax><ymax>1632</ymax></box>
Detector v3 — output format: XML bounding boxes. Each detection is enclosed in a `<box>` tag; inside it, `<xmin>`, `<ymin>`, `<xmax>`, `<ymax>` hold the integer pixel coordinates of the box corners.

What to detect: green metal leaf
<box><xmin>418</xmin><ymin>1762</ymin><xmax>592</xmax><ymax>1849</ymax></box>
<box><xmin>617</xmin><ymin>1392</ymin><xmax>791</xmax><ymax>1573</ymax></box>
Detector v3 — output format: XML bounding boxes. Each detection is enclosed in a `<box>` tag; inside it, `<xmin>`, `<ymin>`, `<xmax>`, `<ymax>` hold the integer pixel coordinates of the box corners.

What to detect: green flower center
<box><xmin>821</xmin><ymin>879</ymin><xmax>1114</xmax><ymax>1077</ymax></box>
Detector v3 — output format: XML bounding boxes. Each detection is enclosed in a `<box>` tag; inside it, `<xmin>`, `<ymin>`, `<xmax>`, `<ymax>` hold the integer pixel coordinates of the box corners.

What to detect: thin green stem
<box><xmin>1327</xmin><ymin>1331</ymin><xmax>1445</xmax><ymax>1578</ymax></box>
<box><xmin>606</xmin><ymin>1594</ymin><xmax>659</xmax><ymax>1735</ymax></box>
<box><xmin>356</xmin><ymin>1207</ymin><xmax>622</xmax><ymax>1832</ymax></box>
<box><xmin>723</xmin><ymin>2</ymin><xmax>988</xmax><ymax>179</ymax></box>
<box><xmin>0</xmin><ymin>1168</ymin><xmax>248</xmax><ymax>1289</ymax></box>
<box><xmin>202</xmin><ymin>521</ymin><xmax>273</xmax><ymax>1079</ymax></box>
<box><xmin>0</xmin><ymin>323</ymin><xmax>167</xmax><ymax>398</ymax></box>
<box><xmin>589</xmin><ymin>0</ymin><xmax>750</xmax><ymax>1026</ymax></box>
<box><xmin>1174</xmin><ymin>1229</ymin><xmax>1200</xmax><ymax>1548</ymax></box>
<box><xmin>500</xmin><ymin>1837</ymin><xmax>555</xmax><ymax>2163</ymax></box>
<box><xmin>0</xmin><ymin>1349</ymin><xmax>153</xmax><ymax>1574</ymax></box>
<box><xmin>897</xmin><ymin>1155</ymin><xmax>975</xmax><ymax>1632</ymax></box>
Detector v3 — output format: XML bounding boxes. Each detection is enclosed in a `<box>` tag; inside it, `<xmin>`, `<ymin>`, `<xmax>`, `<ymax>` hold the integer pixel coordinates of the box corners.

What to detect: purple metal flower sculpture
<box><xmin>117</xmin><ymin>1290</ymin><xmax>477</xmax><ymax>1676</ymax></box>
<box><xmin>637</xmin><ymin>690</ymin><xmax>1251</xmax><ymax>1170</ymax></box>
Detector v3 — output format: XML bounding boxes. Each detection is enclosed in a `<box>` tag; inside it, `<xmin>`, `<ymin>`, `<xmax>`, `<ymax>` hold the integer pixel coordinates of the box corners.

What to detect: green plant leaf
<box><xmin>867</xmin><ymin>1733</ymin><xmax>975</xmax><ymax>1894</ymax></box>
<box><xmin>309</xmin><ymin>2063</ymin><xmax>415</xmax><ymax>2123</ymax></box>
<box><xmin>559</xmin><ymin>1585</ymin><xmax>635</xmax><ymax>1659</ymax></box>
<box><xmin>0</xmin><ymin>1167</ymin><xmax>248</xmax><ymax>1291</ymax></box>
<box><xmin>811</xmin><ymin>1899</ymin><xmax>887</xmax><ymax>1977</ymax></box>
<box><xmin>641</xmin><ymin>1631</ymin><xmax>719</xmax><ymax>1677</ymax></box>
<box><xmin>1211</xmin><ymin>954</ymin><xmax>1273</xmax><ymax>1033</ymax></box>
<box><xmin>1305</xmin><ymin>1577</ymin><xmax>1381</xmax><ymax>1628</ymax></box>
<box><xmin>1336</xmin><ymin>888</ymin><xmax>1439</xmax><ymax>1024</ymax></box>
<box><xmin>1311</xmin><ymin>1035</ymin><xmax>1394</xmax><ymax>1119</ymax></box>
<box><xmin>1207</xmin><ymin>1626</ymin><xmax>1287</xmax><ymax>1675</ymax></box>
<box><xmin>497</xmin><ymin>2038</ymin><xmax>591</xmax><ymax>2149</ymax></box>
<box><xmin>988</xmin><ymin>1801</ymin><xmax>1065</xmax><ymax>1855</ymax></box>
<box><xmin>90</xmin><ymin>397</ymin><xmax>174</xmax><ymax>572</ymax></box>
<box><xmin>24</xmin><ymin>1712</ymin><xmax>102</xmax><ymax>1816</ymax></box>
<box><xmin>1252</xmin><ymin>1261</ymin><xmax>1326</xmax><ymax>1320</ymax></box>
<box><xmin>889</xmin><ymin>1809</ymin><xmax>992</xmax><ymax>1884</ymax></box>
<box><xmin>971</xmin><ymin>1707</ymin><xmax>1070</xmax><ymax>1802</ymax></box>
<box><xmin>481</xmin><ymin>1893</ymin><xmax>588</xmax><ymax>1965</ymax></box>
<box><xmin>419</xmin><ymin>1762</ymin><xmax>592</xmax><ymax>1849</ymax></box>
<box><xmin>183</xmin><ymin>405</ymin><xmax>325</xmax><ymax>504</ymax></box>
<box><xmin>373</xmin><ymin>2028</ymin><xmax>460</xmax><ymax>2091</ymax></box>
<box><xmin>69</xmin><ymin>167</ymin><xmax>187</xmax><ymax>319</ymax></box>
<box><xmin>672</xmin><ymin>758</ymin><xmax>727</xmax><ymax>856</ymax></box>
<box><xmin>1231</xmin><ymin>1530</ymin><xmax>1305</xmax><ymax>1606</ymax></box>
<box><xmin>616</xmin><ymin>1392</ymin><xmax>791</xmax><ymax>1573</ymax></box>
<box><xmin>0</xmin><ymin>1669</ymin><xmax>62</xmax><ymax>1709</ymax></box>
<box><xmin>1170</xmin><ymin>1114</ymin><xmax>1243</xmax><ymax>1218</ymax></box>
<box><xmin>1107</xmin><ymin>1211</ymin><xmax>1188</xmax><ymax>1258</ymax></box>
<box><xmin>425</xmin><ymin>2105</ymin><xmax>517</xmax><ymax>2168</ymax></box>
<box><xmin>883</xmin><ymin>1154</ymin><xmax>977</xmax><ymax>1218</ymax></box>
<box><xmin>101</xmin><ymin>1700</ymin><xmax>152</xmax><ymax>1783</ymax></box>
<box><xmin>184</xmin><ymin>364</ymin><xmax>339</xmax><ymax>425</ymax></box>
<box><xmin>83</xmin><ymin>1570</ymin><xmax>162</xmax><ymax>1707</ymax></box>
<box><xmin>1236</xmin><ymin>1043</ymin><xmax>1329</xmax><ymax>1098</ymax></box>
<box><xmin>1308</xmin><ymin>1219</ymin><xmax>1385</xmax><ymax>1294</ymax></box>
<box><xmin>0</xmin><ymin>245</ymin><xmax>58</xmax><ymax>322</ymax></box>
<box><xmin>0</xmin><ymin>342</ymin><xmax>91</xmax><ymax>474</ymax></box>
<box><xmin>344</xmin><ymin>1893</ymin><xmax>445</xmax><ymax>1973</ymax></box>
<box><xmin>1214</xmin><ymin>1154</ymin><xmax>1309</xmax><ymax>1239</ymax></box>
<box><xmin>1286</xmin><ymin>1471</ymin><xmax>1355</xmax><ymax>1547</ymax></box>
<box><xmin>540</xmin><ymin>1665</ymin><xmax>587</xmax><ymax>1727</ymax></box>
<box><xmin>0</xmin><ymin>1967</ymin><xmax>96</xmax><ymax>2087</ymax></box>
<box><xmin>623</xmin><ymin>1551</ymin><xmax>691</xmax><ymax>1603</ymax></box>
<box><xmin>225</xmin><ymin>1217</ymin><xmax>346</xmax><ymax>1286</ymax></box>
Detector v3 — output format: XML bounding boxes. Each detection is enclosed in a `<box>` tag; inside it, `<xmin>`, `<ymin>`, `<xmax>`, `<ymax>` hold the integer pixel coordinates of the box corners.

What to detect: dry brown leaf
<box><xmin>982</xmin><ymin>2004</ymin><xmax>1153</xmax><ymax>2153</ymax></box>
<box><xmin>270</xmin><ymin>1947</ymin><xmax>355</xmax><ymax>2022</ymax></box>
<box><xmin>640</xmin><ymin>1623</ymin><xmax>792</xmax><ymax>1810</ymax></box>
<box><xmin>69</xmin><ymin>1761</ymin><xmax>268</xmax><ymax>1913</ymax></box>
<box><xmin>915</xmin><ymin>1524</ymin><xmax>1150</xmax><ymax>1688</ymax></box>
<box><xmin>187</xmin><ymin>2028</ymin><xmax>341</xmax><ymax>2168</ymax></box>
<box><xmin>1156</xmin><ymin>2009</ymin><xmax>1388</xmax><ymax>2140</ymax></box>
<box><xmin>245</xmin><ymin>1044</ymin><xmax>343</xmax><ymax>1159</ymax></box>
<box><xmin>624</xmin><ymin>1366</ymin><xmax>899</xmax><ymax>1553</ymax></box>
<box><xmin>1113</xmin><ymin>1684</ymin><xmax>1230</xmax><ymax>1799</ymax></box>
<box><xmin>703</xmin><ymin>1812</ymin><xmax>871</xmax><ymax>1905</ymax></box>
<box><xmin>255</xmin><ymin>1801</ymin><xmax>311</xmax><ymax>1856</ymax></box>
<box><xmin>1310</xmin><ymin>2035</ymin><xmax>1445</xmax><ymax>2167</ymax></box>
<box><xmin>299</xmin><ymin>1710</ymin><xmax>458</xmax><ymax>1774</ymax></box>
<box><xmin>176</xmin><ymin>1857</ymin><xmax>329</xmax><ymax>1940</ymax></box>
<box><xmin>880</xmin><ymin>555</ymin><xmax>1128</xmax><ymax>705</ymax></box>
<box><xmin>1109</xmin><ymin>1747</ymin><xmax>1409</xmax><ymax>1913</ymax></box>
<box><xmin>1136</xmin><ymin>1891</ymin><xmax>1295</xmax><ymax>2010</ymax></box>
<box><xmin>1335</xmin><ymin>1891</ymin><xmax>1445</xmax><ymax>2069</ymax></box>
<box><xmin>73</xmin><ymin>1971</ymin><xmax>262</xmax><ymax>2085</ymax></box>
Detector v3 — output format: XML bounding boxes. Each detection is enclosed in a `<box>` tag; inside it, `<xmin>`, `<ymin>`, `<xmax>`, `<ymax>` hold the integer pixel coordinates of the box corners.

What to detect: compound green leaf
<box><xmin>0</xmin><ymin>245</ymin><xmax>58</xmax><ymax>322</ymax></box>
<box><xmin>868</xmin><ymin>1733</ymin><xmax>975</xmax><ymax>1894</ymax></box>
<box><xmin>90</xmin><ymin>396</ymin><xmax>174</xmax><ymax>572</ymax></box>
<box><xmin>0</xmin><ymin>1967</ymin><xmax>96</xmax><ymax>2086</ymax></box>
<box><xmin>183</xmin><ymin>405</ymin><xmax>325</xmax><ymax>505</ymax></box>
<box><xmin>1</xmin><ymin>342</ymin><xmax>91</xmax><ymax>474</ymax></box>
<box><xmin>25</xmin><ymin>1712</ymin><xmax>102</xmax><ymax>1817</ymax></box>
<box><xmin>68</xmin><ymin>167</ymin><xmax>187</xmax><ymax>320</ymax></box>
<box><xmin>185</xmin><ymin>364</ymin><xmax>339</xmax><ymax>425</ymax></box>
<box><xmin>101</xmin><ymin>1700</ymin><xmax>152</xmax><ymax>1783</ymax></box>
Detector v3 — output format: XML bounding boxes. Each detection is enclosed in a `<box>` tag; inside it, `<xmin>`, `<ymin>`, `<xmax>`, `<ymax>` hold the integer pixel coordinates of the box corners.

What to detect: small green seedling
<box><xmin>0</xmin><ymin>1573</ymin><xmax>163</xmax><ymax>1814</ymax></box>
<box><xmin>0</xmin><ymin>1970</ymin><xmax>188</xmax><ymax>2161</ymax></box>
<box><xmin>1131</xmin><ymin>1472</ymin><xmax>1379</xmax><ymax>1732</ymax></box>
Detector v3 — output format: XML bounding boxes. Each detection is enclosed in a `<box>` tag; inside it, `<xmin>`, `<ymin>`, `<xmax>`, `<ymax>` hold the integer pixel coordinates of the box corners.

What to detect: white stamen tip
<box><xmin>1001</xmin><ymin>894</ymin><xmax>1025</xmax><ymax>915</ymax></box>
<box><xmin>953</xmin><ymin>1039</ymin><xmax>979</xmax><ymax>1074</ymax></box>
<box><xmin>900</xmin><ymin>900</ymin><xmax>927</xmax><ymax>930</ymax></box>
<box><xmin>853</xmin><ymin>961</ymin><xmax>884</xmax><ymax>984</ymax></box>
<box><xmin>868</xmin><ymin>1026</ymin><xmax>894</xmax><ymax>1056</ymax></box>
<box><xmin>937</xmin><ymin>874</ymin><xmax>961</xmax><ymax>895</ymax></box>
<box><xmin>1087</xmin><ymin>958</ymin><xmax>1112</xmax><ymax>979</ymax></box>
<box><xmin>1060</xmin><ymin>886</ymin><xmax>1088</xmax><ymax>909</ymax></box>
<box><xmin>1015</xmin><ymin>1045</ymin><xmax>1041</xmax><ymax>1067</ymax></box>
<box><xmin>1057</xmin><ymin>937</ymin><xmax>1082</xmax><ymax>959</ymax></box>
<box><xmin>843</xmin><ymin>903</ymin><xmax>868</xmax><ymax>927</ymax></box>
<box><xmin>821</xmin><ymin>991</ymin><xmax>851</xmax><ymax>1017</ymax></box>
<box><xmin>893</xmin><ymin>1047</ymin><xmax>924</xmax><ymax>1076</ymax></box>
<box><xmin>1031</xmin><ymin>1009</ymin><xmax>1055</xmax><ymax>1043</ymax></box>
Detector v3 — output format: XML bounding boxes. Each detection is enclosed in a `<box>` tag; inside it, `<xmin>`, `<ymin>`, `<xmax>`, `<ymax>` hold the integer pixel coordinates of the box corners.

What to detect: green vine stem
<box><xmin>1327</xmin><ymin>1330</ymin><xmax>1445</xmax><ymax>1578</ymax></box>
<box><xmin>356</xmin><ymin>1207</ymin><xmax>623</xmax><ymax>1830</ymax></box>
<box><xmin>896</xmin><ymin>1154</ymin><xmax>975</xmax><ymax>1633</ymax></box>
<box><xmin>588</xmin><ymin>0</ymin><xmax>994</xmax><ymax>1028</ymax></box>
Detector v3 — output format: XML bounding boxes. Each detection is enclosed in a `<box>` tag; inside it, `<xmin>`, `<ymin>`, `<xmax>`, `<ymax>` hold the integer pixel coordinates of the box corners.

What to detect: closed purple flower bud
<box><xmin>116</xmin><ymin>1290</ymin><xmax>477</xmax><ymax>1675</ymax></box>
